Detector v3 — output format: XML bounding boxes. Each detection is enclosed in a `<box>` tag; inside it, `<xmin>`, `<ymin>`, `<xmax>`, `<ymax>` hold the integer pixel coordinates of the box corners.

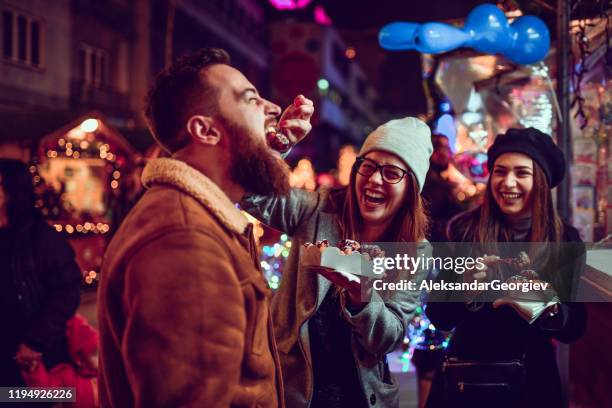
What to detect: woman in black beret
<box><xmin>425</xmin><ymin>127</ymin><xmax>586</xmax><ymax>407</ymax></box>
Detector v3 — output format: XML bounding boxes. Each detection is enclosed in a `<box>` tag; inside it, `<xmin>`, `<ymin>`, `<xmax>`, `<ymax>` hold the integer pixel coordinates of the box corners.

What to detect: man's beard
<box><xmin>225</xmin><ymin>119</ymin><xmax>290</xmax><ymax>196</ymax></box>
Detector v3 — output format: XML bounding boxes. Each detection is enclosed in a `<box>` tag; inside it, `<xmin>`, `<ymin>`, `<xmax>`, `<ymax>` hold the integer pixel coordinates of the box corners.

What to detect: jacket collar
<box><xmin>141</xmin><ymin>158</ymin><xmax>250</xmax><ymax>235</ymax></box>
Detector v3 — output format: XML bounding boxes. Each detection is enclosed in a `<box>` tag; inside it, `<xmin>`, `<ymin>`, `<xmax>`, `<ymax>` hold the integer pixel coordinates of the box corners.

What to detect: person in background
<box><xmin>421</xmin><ymin>133</ymin><xmax>463</xmax><ymax>242</ymax></box>
<box><xmin>18</xmin><ymin>314</ymin><xmax>99</xmax><ymax>408</ymax></box>
<box><xmin>412</xmin><ymin>132</ymin><xmax>463</xmax><ymax>408</ymax></box>
<box><xmin>0</xmin><ymin>159</ymin><xmax>82</xmax><ymax>403</ymax></box>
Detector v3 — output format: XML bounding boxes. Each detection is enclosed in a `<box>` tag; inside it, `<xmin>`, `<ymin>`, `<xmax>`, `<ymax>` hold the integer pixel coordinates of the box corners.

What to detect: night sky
<box><xmin>265</xmin><ymin>0</ymin><xmax>492</xmax><ymax>115</ymax></box>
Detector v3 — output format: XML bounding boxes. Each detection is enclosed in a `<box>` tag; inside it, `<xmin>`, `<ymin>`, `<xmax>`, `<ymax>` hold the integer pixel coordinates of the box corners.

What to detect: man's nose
<box><xmin>264</xmin><ymin>99</ymin><xmax>282</xmax><ymax>117</ymax></box>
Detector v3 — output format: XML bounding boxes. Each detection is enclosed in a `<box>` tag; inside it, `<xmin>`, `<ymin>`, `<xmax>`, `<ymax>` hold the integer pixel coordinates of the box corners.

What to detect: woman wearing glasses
<box><xmin>242</xmin><ymin>117</ymin><xmax>433</xmax><ymax>408</ymax></box>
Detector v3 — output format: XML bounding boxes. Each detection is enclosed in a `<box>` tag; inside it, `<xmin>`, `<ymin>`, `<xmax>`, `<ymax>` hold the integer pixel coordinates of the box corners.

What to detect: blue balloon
<box><xmin>377</xmin><ymin>2</ymin><xmax>551</xmax><ymax>65</ymax></box>
<box><xmin>379</xmin><ymin>22</ymin><xmax>420</xmax><ymax>50</ymax></box>
<box><xmin>463</xmin><ymin>3</ymin><xmax>511</xmax><ymax>54</ymax></box>
<box><xmin>414</xmin><ymin>22</ymin><xmax>470</xmax><ymax>54</ymax></box>
<box><xmin>506</xmin><ymin>16</ymin><xmax>550</xmax><ymax>64</ymax></box>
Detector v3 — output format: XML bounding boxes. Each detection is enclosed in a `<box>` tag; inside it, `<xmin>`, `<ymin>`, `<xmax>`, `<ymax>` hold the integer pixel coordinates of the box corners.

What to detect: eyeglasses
<box><xmin>355</xmin><ymin>157</ymin><xmax>409</xmax><ymax>184</ymax></box>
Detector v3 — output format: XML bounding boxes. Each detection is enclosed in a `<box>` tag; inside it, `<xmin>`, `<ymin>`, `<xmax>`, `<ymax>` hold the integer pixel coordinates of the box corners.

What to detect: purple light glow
<box><xmin>314</xmin><ymin>5</ymin><xmax>333</xmax><ymax>25</ymax></box>
<box><xmin>269</xmin><ymin>0</ymin><xmax>312</xmax><ymax>10</ymax></box>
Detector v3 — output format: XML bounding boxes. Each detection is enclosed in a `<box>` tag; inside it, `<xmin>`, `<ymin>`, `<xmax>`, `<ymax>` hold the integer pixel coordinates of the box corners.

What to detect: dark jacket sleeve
<box><xmin>424</xmin><ymin>244</ymin><xmax>469</xmax><ymax>331</ymax></box>
<box><xmin>536</xmin><ymin>225</ymin><xmax>587</xmax><ymax>343</ymax></box>
<box><xmin>240</xmin><ymin>188</ymin><xmax>322</xmax><ymax>235</ymax></box>
<box><xmin>425</xmin><ymin>212</ymin><xmax>475</xmax><ymax>331</ymax></box>
<box><xmin>537</xmin><ymin>303</ymin><xmax>586</xmax><ymax>343</ymax></box>
<box><xmin>24</xmin><ymin>224</ymin><xmax>82</xmax><ymax>352</ymax></box>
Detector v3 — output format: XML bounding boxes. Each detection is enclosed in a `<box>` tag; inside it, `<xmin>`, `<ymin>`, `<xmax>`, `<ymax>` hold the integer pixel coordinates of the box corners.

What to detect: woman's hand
<box><xmin>463</xmin><ymin>255</ymin><xmax>499</xmax><ymax>283</ymax></box>
<box><xmin>313</xmin><ymin>267</ymin><xmax>373</xmax><ymax>307</ymax></box>
<box><xmin>278</xmin><ymin>95</ymin><xmax>314</xmax><ymax>145</ymax></box>
<box><xmin>462</xmin><ymin>255</ymin><xmax>499</xmax><ymax>302</ymax></box>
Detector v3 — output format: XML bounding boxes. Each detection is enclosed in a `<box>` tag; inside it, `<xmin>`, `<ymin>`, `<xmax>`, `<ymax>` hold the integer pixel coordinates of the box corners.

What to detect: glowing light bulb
<box><xmin>80</xmin><ymin>118</ymin><xmax>99</xmax><ymax>133</ymax></box>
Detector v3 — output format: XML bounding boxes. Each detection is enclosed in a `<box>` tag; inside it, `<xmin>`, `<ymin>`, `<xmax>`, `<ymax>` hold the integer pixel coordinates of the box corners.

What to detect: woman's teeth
<box><xmin>364</xmin><ymin>190</ymin><xmax>386</xmax><ymax>204</ymax></box>
<box><xmin>501</xmin><ymin>192</ymin><xmax>522</xmax><ymax>200</ymax></box>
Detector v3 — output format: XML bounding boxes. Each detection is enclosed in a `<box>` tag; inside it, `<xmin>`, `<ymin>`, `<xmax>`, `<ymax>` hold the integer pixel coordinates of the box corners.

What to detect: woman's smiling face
<box><xmin>355</xmin><ymin>151</ymin><xmax>410</xmax><ymax>228</ymax></box>
<box><xmin>490</xmin><ymin>152</ymin><xmax>534</xmax><ymax>218</ymax></box>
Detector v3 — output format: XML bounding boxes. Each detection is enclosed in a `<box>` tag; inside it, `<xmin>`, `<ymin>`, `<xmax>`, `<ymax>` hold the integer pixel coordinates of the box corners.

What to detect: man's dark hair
<box><xmin>145</xmin><ymin>48</ymin><xmax>231</xmax><ymax>153</ymax></box>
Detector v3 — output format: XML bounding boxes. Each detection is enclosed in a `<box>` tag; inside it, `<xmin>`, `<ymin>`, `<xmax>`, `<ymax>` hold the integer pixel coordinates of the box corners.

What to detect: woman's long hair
<box><xmin>0</xmin><ymin>159</ymin><xmax>40</xmax><ymax>227</ymax></box>
<box><xmin>475</xmin><ymin>160</ymin><xmax>563</xmax><ymax>244</ymax></box>
<box><xmin>338</xmin><ymin>160</ymin><xmax>428</xmax><ymax>243</ymax></box>
<box><xmin>453</xmin><ymin>160</ymin><xmax>564</xmax><ymax>287</ymax></box>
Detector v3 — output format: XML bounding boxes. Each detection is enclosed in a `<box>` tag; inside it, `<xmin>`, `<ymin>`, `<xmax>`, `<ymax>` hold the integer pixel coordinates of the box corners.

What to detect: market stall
<box><xmin>35</xmin><ymin>112</ymin><xmax>140</xmax><ymax>286</ymax></box>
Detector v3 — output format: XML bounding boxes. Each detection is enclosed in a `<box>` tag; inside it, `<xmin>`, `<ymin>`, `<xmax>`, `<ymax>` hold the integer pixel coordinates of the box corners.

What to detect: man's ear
<box><xmin>186</xmin><ymin>115</ymin><xmax>221</xmax><ymax>146</ymax></box>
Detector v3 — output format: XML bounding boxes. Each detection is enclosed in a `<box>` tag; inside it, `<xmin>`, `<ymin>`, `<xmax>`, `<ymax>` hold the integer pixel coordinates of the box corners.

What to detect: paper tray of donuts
<box><xmin>495</xmin><ymin>270</ymin><xmax>560</xmax><ymax>323</ymax></box>
<box><xmin>300</xmin><ymin>239</ymin><xmax>383</xmax><ymax>282</ymax></box>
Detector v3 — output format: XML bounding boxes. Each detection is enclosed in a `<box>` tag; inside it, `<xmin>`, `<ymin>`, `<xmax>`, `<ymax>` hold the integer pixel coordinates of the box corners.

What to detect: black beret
<box><xmin>487</xmin><ymin>127</ymin><xmax>566</xmax><ymax>188</ymax></box>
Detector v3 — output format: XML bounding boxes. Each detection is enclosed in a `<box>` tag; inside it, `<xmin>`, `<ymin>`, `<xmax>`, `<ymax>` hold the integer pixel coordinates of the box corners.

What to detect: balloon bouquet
<box><xmin>379</xmin><ymin>3</ymin><xmax>550</xmax><ymax>65</ymax></box>
<box><xmin>379</xmin><ymin>3</ymin><xmax>552</xmax><ymax>185</ymax></box>
<box><xmin>381</xmin><ymin>5</ymin><xmax>553</xmax><ymax>359</ymax></box>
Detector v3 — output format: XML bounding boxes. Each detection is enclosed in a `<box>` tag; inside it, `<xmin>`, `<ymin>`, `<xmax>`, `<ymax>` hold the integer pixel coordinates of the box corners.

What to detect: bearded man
<box><xmin>98</xmin><ymin>48</ymin><xmax>313</xmax><ymax>408</ymax></box>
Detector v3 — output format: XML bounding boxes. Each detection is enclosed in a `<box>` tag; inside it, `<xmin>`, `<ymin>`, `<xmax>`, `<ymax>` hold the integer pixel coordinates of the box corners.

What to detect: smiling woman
<box><xmin>490</xmin><ymin>152</ymin><xmax>535</xmax><ymax>218</ymax></box>
<box><xmin>472</xmin><ymin>127</ymin><xmax>566</xmax><ymax>244</ymax></box>
<box><xmin>354</xmin><ymin>154</ymin><xmax>411</xmax><ymax>232</ymax></box>
<box><xmin>241</xmin><ymin>116</ymin><xmax>433</xmax><ymax>408</ymax></box>
<box><xmin>425</xmin><ymin>127</ymin><xmax>586</xmax><ymax>408</ymax></box>
<box><xmin>341</xmin><ymin>118</ymin><xmax>431</xmax><ymax>245</ymax></box>
<box><xmin>353</xmin><ymin>153</ymin><xmax>416</xmax><ymax>236</ymax></box>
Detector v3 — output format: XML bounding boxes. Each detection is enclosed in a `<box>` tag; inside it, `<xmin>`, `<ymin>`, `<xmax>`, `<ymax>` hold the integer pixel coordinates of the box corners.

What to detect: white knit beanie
<box><xmin>359</xmin><ymin>117</ymin><xmax>433</xmax><ymax>191</ymax></box>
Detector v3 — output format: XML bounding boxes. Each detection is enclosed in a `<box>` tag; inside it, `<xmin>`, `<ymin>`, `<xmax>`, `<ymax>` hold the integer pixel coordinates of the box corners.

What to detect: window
<box><xmin>31</xmin><ymin>21</ymin><xmax>40</xmax><ymax>65</ymax></box>
<box><xmin>3</xmin><ymin>10</ymin><xmax>12</xmax><ymax>58</ymax></box>
<box><xmin>0</xmin><ymin>7</ymin><xmax>44</xmax><ymax>68</ymax></box>
<box><xmin>80</xmin><ymin>44</ymin><xmax>108</xmax><ymax>88</ymax></box>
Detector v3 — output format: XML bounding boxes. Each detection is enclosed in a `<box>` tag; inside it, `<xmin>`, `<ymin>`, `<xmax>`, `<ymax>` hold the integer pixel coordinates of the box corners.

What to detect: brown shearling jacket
<box><xmin>98</xmin><ymin>158</ymin><xmax>283</xmax><ymax>408</ymax></box>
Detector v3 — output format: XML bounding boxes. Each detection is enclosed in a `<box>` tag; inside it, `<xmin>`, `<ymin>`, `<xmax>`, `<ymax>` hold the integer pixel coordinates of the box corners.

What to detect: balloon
<box><xmin>414</xmin><ymin>22</ymin><xmax>470</xmax><ymax>54</ymax></box>
<box><xmin>379</xmin><ymin>22</ymin><xmax>420</xmax><ymax>50</ymax></box>
<box><xmin>506</xmin><ymin>16</ymin><xmax>550</xmax><ymax>64</ymax></box>
<box><xmin>377</xmin><ymin>2</ymin><xmax>551</xmax><ymax>65</ymax></box>
<box><xmin>463</xmin><ymin>3</ymin><xmax>511</xmax><ymax>54</ymax></box>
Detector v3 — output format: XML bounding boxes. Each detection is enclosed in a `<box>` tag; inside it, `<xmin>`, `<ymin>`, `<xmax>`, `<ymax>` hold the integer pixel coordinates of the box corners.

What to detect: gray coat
<box><xmin>242</xmin><ymin>187</ymin><xmax>431</xmax><ymax>408</ymax></box>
